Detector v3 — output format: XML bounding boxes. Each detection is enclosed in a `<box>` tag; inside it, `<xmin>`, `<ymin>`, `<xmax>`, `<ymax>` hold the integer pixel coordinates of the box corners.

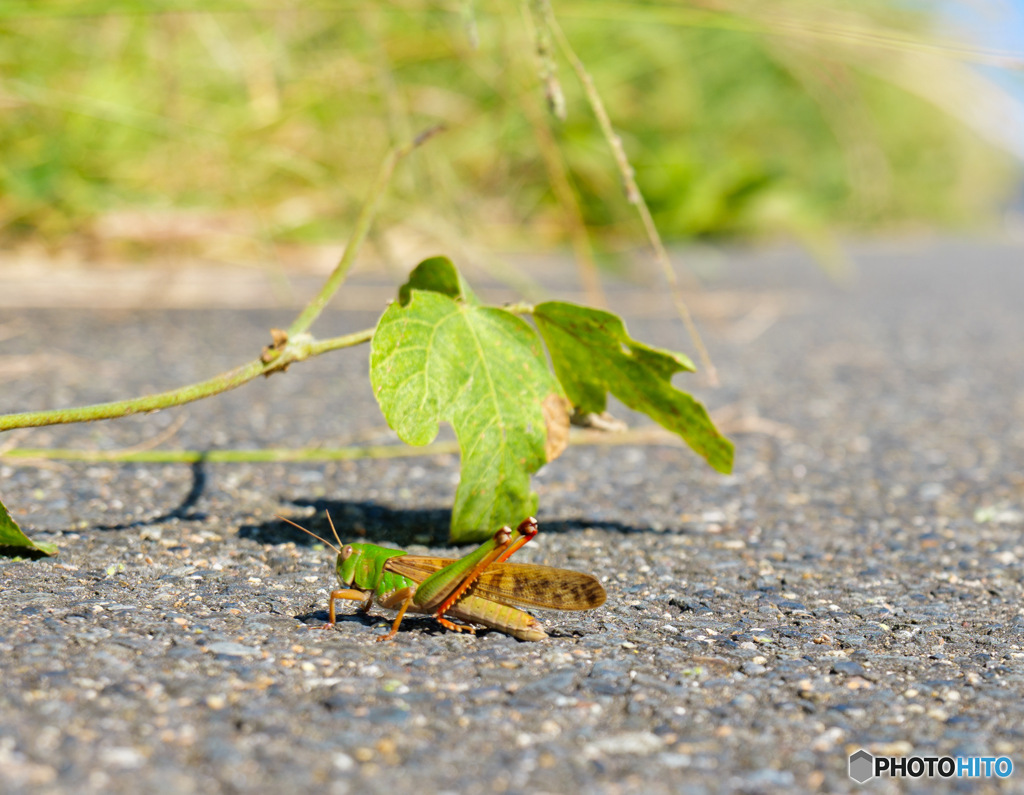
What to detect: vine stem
<box><xmin>0</xmin><ymin>127</ymin><xmax>442</xmax><ymax>434</ymax></box>
<box><xmin>0</xmin><ymin>329</ymin><xmax>373</xmax><ymax>431</ymax></box>
<box><xmin>0</xmin><ymin>441</ymin><xmax>459</xmax><ymax>464</ymax></box>
<box><xmin>286</xmin><ymin>126</ymin><xmax>443</xmax><ymax>339</ymax></box>
<box><xmin>0</xmin><ymin>426</ymin><xmax>692</xmax><ymax>465</ymax></box>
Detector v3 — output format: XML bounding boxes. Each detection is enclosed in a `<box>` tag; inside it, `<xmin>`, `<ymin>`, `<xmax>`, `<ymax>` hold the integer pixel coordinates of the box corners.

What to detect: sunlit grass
<box><xmin>0</xmin><ymin>0</ymin><xmax>1019</xmax><ymax>264</ymax></box>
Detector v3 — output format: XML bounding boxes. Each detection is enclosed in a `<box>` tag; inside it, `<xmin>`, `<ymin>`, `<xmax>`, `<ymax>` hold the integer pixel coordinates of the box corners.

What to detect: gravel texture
<box><xmin>2</xmin><ymin>238</ymin><xmax>1023</xmax><ymax>794</ymax></box>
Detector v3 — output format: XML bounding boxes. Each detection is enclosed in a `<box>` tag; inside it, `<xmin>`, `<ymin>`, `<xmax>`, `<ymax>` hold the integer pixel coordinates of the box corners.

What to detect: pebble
<box><xmin>583</xmin><ymin>732</ymin><xmax>665</xmax><ymax>758</ymax></box>
<box><xmin>205</xmin><ymin>642</ymin><xmax>261</xmax><ymax>657</ymax></box>
<box><xmin>831</xmin><ymin>661</ymin><xmax>868</xmax><ymax>677</ymax></box>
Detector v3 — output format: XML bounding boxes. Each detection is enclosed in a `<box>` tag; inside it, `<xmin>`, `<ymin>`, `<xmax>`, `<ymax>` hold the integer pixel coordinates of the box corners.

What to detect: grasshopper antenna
<box><xmin>325</xmin><ymin>510</ymin><xmax>344</xmax><ymax>550</ymax></box>
<box><xmin>275</xmin><ymin>514</ymin><xmax>341</xmax><ymax>555</ymax></box>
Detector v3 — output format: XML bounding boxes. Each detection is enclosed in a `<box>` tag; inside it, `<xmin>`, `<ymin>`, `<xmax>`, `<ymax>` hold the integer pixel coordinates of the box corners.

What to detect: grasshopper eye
<box><xmin>340</xmin><ymin>545</ymin><xmax>355</xmax><ymax>561</ymax></box>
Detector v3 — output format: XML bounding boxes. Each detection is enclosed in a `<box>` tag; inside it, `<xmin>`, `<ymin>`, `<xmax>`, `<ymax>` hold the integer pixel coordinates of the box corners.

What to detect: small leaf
<box><xmin>533</xmin><ymin>301</ymin><xmax>734</xmax><ymax>473</ymax></box>
<box><xmin>0</xmin><ymin>497</ymin><xmax>57</xmax><ymax>558</ymax></box>
<box><xmin>397</xmin><ymin>256</ymin><xmax>479</xmax><ymax>307</ymax></box>
<box><xmin>371</xmin><ymin>286</ymin><xmax>568</xmax><ymax>542</ymax></box>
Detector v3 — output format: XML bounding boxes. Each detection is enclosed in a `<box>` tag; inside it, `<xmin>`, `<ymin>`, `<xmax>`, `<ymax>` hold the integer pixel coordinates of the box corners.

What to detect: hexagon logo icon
<box><xmin>849</xmin><ymin>749</ymin><xmax>874</xmax><ymax>784</ymax></box>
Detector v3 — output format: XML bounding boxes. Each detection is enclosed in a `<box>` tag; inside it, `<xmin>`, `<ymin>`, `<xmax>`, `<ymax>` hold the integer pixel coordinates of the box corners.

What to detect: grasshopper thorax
<box><xmin>336</xmin><ymin>542</ymin><xmax>408</xmax><ymax>591</ymax></box>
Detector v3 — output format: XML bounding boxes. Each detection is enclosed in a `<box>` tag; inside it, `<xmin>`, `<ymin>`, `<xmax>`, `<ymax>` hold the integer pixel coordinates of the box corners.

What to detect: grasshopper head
<box><xmin>336</xmin><ymin>545</ymin><xmax>360</xmax><ymax>586</ymax></box>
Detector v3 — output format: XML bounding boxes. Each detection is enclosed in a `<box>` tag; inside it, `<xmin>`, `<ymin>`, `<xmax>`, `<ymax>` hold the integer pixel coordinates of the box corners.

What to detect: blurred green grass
<box><xmin>0</xmin><ymin>1</ymin><xmax>1019</xmax><ymax>263</ymax></box>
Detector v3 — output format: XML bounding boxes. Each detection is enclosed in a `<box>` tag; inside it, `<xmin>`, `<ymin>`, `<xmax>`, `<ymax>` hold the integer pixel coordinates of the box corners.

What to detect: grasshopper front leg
<box><xmin>327</xmin><ymin>589</ymin><xmax>373</xmax><ymax>626</ymax></box>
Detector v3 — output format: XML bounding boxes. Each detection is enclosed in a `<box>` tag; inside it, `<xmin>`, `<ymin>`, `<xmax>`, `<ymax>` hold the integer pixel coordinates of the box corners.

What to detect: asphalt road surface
<box><xmin>2</xmin><ymin>238</ymin><xmax>1023</xmax><ymax>794</ymax></box>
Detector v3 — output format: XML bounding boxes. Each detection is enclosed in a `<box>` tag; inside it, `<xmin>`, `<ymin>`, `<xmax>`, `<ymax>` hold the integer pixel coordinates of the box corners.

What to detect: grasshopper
<box><xmin>277</xmin><ymin>514</ymin><xmax>606</xmax><ymax>641</ymax></box>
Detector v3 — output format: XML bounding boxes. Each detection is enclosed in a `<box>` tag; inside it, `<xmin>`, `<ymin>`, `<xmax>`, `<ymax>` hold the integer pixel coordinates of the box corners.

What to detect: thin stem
<box><xmin>0</xmin><ymin>425</ymin><xmax>692</xmax><ymax>465</ymax></box>
<box><xmin>306</xmin><ymin>328</ymin><xmax>375</xmax><ymax>357</ymax></box>
<box><xmin>0</xmin><ymin>327</ymin><xmax>374</xmax><ymax>432</ymax></box>
<box><xmin>502</xmin><ymin>301</ymin><xmax>535</xmax><ymax>316</ymax></box>
<box><xmin>0</xmin><ymin>442</ymin><xmax>459</xmax><ymax>464</ymax></box>
<box><xmin>519</xmin><ymin>0</ymin><xmax>605</xmax><ymax>307</ymax></box>
<box><xmin>286</xmin><ymin>127</ymin><xmax>444</xmax><ymax>339</ymax></box>
<box><xmin>0</xmin><ymin>360</ymin><xmax>263</xmax><ymax>431</ymax></box>
<box><xmin>0</xmin><ymin>127</ymin><xmax>435</xmax><ymax>434</ymax></box>
<box><xmin>542</xmin><ymin>6</ymin><xmax>719</xmax><ymax>386</ymax></box>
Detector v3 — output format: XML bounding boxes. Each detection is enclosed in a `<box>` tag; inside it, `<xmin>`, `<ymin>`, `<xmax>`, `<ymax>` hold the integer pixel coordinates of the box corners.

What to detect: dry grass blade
<box><xmin>539</xmin><ymin>2</ymin><xmax>719</xmax><ymax>385</ymax></box>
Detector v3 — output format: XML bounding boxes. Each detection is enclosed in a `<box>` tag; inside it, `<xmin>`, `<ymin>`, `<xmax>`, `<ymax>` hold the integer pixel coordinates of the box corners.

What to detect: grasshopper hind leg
<box><xmin>435</xmin><ymin>615</ymin><xmax>478</xmax><ymax>635</ymax></box>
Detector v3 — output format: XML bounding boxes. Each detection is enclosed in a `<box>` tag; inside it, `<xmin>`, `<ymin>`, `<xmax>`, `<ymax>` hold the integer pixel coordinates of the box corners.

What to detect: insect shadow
<box><xmin>238</xmin><ymin>499</ymin><xmax>450</xmax><ymax>549</ymax></box>
<box><xmin>295</xmin><ymin>606</ymin><xmax>447</xmax><ymax>637</ymax></box>
<box><xmin>237</xmin><ymin>497</ymin><xmax>646</xmax><ymax>550</ymax></box>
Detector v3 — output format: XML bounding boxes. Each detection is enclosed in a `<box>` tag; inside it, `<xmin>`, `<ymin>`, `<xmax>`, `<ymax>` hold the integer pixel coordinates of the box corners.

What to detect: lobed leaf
<box><xmin>533</xmin><ymin>301</ymin><xmax>734</xmax><ymax>474</ymax></box>
<box><xmin>371</xmin><ymin>259</ymin><xmax>569</xmax><ymax>542</ymax></box>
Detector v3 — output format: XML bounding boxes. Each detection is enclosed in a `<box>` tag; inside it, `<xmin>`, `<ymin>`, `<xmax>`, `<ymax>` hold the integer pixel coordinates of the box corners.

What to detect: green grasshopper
<box><xmin>277</xmin><ymin>514</ymin><xmax>606</xmax><ymax>641</ymax></box>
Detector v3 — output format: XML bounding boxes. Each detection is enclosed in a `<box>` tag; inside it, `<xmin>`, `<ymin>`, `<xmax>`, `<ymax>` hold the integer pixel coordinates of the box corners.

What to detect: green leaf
<box><xmin>533</xmin><ymin>301</ymin><xmax>734</xmax><ymax>474</ymax></box>
<box><xmin>397</xmin><ymin>256</ymin><xmax>479</xmax><ymax>307</ymax></box>
<box><xmin>0</xmin><ymin>497</ymin><xmax>57</xmax><ymax>558</ymax></box>
<box><xmin>371</xmin><ymin>287</ymin><xmax>569</xmax><ymax>543</ymax></box>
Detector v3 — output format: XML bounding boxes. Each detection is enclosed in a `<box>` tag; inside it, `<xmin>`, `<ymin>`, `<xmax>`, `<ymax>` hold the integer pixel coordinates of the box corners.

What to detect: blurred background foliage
<box><xmin>0</xmin><ymin>0</ymin><xmax>1021</xmax><ymax>267</ymax></box>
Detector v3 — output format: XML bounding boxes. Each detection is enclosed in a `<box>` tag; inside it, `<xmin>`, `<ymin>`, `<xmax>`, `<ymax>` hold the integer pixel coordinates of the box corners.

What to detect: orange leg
<box><xmin>493</xmin><ymin>517</ymin><xmax>539</xmax><ymax>564</ymax></box>
<box><xmin>375</xmin><ymin>587</ymin><xmax>418</xmax><ymax>642</ymax></box>
<box><xmin>436</xmin><ymin>615</ymin><xmax>478</xmax><ymax>635</ymax></box>
<box><xmin>433</xmin><ymin>517</ymin><xmax>539</xmax><ymax>621</ymax></box>
<box><xmin>327</xmin><ymin>589</ymin><xmax>373</xmax><ymax>628</ymax></box>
